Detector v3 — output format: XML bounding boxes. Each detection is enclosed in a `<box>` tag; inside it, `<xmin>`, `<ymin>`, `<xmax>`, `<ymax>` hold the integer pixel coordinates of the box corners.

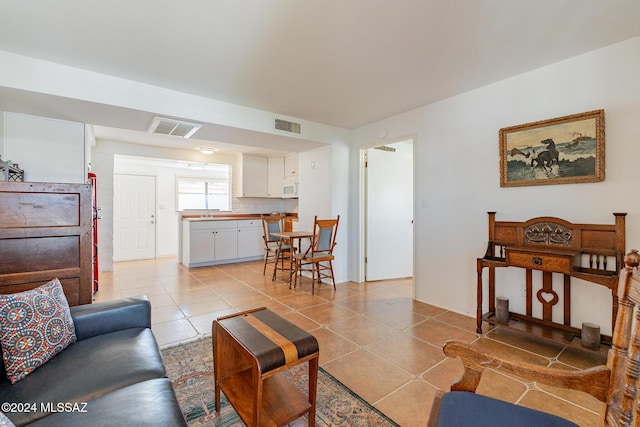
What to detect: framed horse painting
<box><xmin>499</xmin><ymin>110</ymin><xmax>605</xmax><ymax>187</ymax></box>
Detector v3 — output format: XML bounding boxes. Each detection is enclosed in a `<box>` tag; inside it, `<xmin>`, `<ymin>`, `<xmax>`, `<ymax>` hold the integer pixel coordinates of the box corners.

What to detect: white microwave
<box><xmin>282</xmin><ymin>177</ymin><xmax>298</xmax><ymax>198</ymax></box>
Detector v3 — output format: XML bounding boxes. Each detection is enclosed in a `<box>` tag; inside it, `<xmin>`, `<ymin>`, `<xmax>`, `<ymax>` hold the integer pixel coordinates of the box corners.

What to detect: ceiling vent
<box><xmin>275</xmin><ymin>118</ymin><xmax>301</xmax><ymax>134</ymax></box>
<box><xmin>374</xmin><ymin>145</ymin><xmax>397</xmax><ymax>152</ymax></box>
<box><xmin>148</xmin><ymin>117</ymin><xmax>202</xmax><ymax>138</ymax></box>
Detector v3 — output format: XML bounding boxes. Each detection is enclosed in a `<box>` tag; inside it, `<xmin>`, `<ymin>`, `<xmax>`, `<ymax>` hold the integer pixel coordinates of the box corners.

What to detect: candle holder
<box><xmin>581</xmin><ymin>322</ymin><xmax>600</xmax><ymax>349</ymax></box>
<box><xmin>496</xmin><ymin>296</ymin><xmax>509</xmax><ymax>323</ymax></box>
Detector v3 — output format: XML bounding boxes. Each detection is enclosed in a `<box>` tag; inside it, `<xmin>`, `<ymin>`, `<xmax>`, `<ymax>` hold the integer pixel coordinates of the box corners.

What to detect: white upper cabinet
<box><xmin>284</xmin><ymin>154</ymin><xmax>298</xmax><ymax>177</ymax></box>
<box><xmin>238</xmin><ymin>154</ymin><xmax>268</xmax><ymax>197</ymax></box>
<box><xmin>267</xmin><ymin>156</ymin><xmax>284</xmax><ymax>198</ymax></box>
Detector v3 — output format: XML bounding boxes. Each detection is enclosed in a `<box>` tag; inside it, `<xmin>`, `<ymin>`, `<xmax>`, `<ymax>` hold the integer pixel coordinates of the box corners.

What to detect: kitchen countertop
<box><xmin>184</xmin><ymin>216</ymin><xmax>249</xmax><ymax>221</ymax></box>
<box><xmin>181</xmin><ymin>213</ymin><xmax>297</xmax><ymax>221</ymax></box>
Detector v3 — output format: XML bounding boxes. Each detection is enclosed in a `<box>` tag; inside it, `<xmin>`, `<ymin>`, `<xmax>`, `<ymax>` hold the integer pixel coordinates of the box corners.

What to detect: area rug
<box><xmin>161</xmin><ymin>336</ymin><xmax>399</xmax><ymax>426</ymax></box>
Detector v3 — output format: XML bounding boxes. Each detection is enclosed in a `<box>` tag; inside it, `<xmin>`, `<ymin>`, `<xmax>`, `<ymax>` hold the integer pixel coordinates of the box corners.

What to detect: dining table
<box><xmin>270</xmin><ymin>230</ymin><xmax>314</xmax><ymax>287</ymax></box>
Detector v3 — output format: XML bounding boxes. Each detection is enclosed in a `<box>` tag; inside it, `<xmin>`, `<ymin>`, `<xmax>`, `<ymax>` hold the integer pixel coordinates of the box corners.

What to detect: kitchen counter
<box><xmin>180</xmin><ymin>213</ymin><xmax>297</xmax><ymax>221</ymax></box>
<box><xmin>184</xmin><ymin>216</ymin><xmax>248</xmax><ymax>221</ymax></box>
<box><xmin>178</xmin><ymin>212</ymin><xmax>298</xmax><ymax>266</ymax></box>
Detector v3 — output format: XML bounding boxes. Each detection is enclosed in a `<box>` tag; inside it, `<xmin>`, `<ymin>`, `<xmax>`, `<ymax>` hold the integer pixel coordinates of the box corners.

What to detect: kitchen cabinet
<box><xmin>284</xmin><ymin>154</ymin><xmax>298</xmax><ymax>177</ymax></box>
<box><xmin>237</xmin><ymin>219</ymin><xmax>264</xmax><ymax>258</ymax></box>
<box><xmin>214</xmin><ymin>224</ymin><xmax>239</xmax><ymax>262</ymax></box>
<box><xmin>183</xmin><ymin>220</ymin><xmax>238</xmax><ymax>266</ymax></box>
<box><xmin>238</xmin><ymin>154</ymin><xmax>268</xmax><ymax>197</ymax></box>
<box><xmin>267</xmin><ymin>157</ymin><xmax>284</xmax><ymax>198</ymax></box>
<box><xmin>188</xmin><ymin>228</ymin><xmax>217</xmax><ymax>264</ymax></box>
<box><xmin>182</xmin><ymin>219</ymin><xmax>265</xmax><ymax>267</ymax></box>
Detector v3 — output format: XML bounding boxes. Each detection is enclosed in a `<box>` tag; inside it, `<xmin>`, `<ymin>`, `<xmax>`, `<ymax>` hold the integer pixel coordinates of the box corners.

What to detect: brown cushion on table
<box><xmin>218</xmin><ymin>309</ymin><xmax>318</xmax><ymax>373</ymax></box>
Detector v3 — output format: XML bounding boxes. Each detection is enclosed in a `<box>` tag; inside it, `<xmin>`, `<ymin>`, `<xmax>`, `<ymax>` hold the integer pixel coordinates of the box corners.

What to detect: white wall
<box><xmin>295</xmin><ymin>144</ymin><xmax>351</xmax><ymax>284</ymax></box>
<box><xmin>3</xmin><ymin>112</ymin><xmax>86</xmax><ymax>183</ymax></box>
<box><xmin>354</xmin><ymin>36</ymin><xmax>640</xmax><ymax>335</ymax></box>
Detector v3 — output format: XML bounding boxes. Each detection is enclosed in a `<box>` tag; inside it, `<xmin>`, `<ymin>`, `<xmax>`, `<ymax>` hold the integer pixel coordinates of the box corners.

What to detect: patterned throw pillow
<box><xmin>0</xmin><ymin>412</ymin><xmax>15</xmax><ymax>427</ymax></box>
<box><xmin>0</xmin><ymin>279</ymin><xmax>77</xmax><ymax>384</ymax></box>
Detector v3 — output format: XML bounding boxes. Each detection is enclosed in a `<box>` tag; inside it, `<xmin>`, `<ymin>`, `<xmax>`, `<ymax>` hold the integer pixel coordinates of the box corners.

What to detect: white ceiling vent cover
<box><xmin>149</xmin><ymin>117</ymin><xmax>202</xmax><ymax>138</ymax></box>
<box><xmin>275</xmin><ymin>119</ymin><xmax>301</xmax><ymax>134</ymax></box>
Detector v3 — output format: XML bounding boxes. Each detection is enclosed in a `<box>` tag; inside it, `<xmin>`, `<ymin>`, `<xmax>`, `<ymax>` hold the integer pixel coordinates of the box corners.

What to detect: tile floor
<box><xmin>97</xmin><ymin>257</ymin><xmax>607</xmax><ymax>426</ymax></box>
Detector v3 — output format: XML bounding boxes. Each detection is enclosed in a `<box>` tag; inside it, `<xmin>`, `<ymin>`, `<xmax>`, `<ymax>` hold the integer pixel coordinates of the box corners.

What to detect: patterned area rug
<box><xmin>161</xmin><ymin>336</ymin><xmax>399</xmax><ymax>426</ymax></box>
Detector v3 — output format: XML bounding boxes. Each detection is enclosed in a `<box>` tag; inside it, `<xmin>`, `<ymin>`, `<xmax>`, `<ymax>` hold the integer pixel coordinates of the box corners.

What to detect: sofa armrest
<box><xmin>71</xmin><ymin>296</ymin><xmax>152</xmax><ymax>341</ymax></box>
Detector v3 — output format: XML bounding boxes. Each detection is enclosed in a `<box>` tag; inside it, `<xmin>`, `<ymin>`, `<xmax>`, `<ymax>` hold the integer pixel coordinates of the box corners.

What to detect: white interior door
<box><xmin>365</xmin><ymin>141</ymin><xmax>413</xmax><ymax>281</ymax></box>
<box><xmin>114</xmin><ymin>174</ymin><xmax>156</xmax><ymax>261</ymax></box>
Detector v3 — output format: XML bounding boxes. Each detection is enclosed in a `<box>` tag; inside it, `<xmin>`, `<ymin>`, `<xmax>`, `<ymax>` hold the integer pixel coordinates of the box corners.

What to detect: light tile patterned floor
<box><xmin>97</xmin><ymin>258</ymin><xmax>606</xmax><ymax>426</ymax></box>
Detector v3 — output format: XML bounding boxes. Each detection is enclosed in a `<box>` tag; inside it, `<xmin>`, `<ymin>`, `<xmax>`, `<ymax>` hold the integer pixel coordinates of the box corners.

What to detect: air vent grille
<box><xmin>148</xmin><ymin>117</ymin><xmax>202</xmax><ymax>138</ymax></box>
<box><xmin>275</xmin><ymin>119</ymin><xmax>301</xmax><ymax>134</ymax></box>
<box><xmin>374</xmin><ymin>146</ymin><xmax>396</xmax><ymax>152</ymax></box>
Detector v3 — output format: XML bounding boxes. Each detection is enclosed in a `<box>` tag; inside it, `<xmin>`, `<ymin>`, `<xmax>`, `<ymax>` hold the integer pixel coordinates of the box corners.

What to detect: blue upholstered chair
<box><xmin>294</xmin><ymin>215</ymin><xmax>340</xmax><ymax>294</ymax></box>
<box><xmin>428</xmin><ymin>250</ymin><xmax>640</xmax><ymax>427</ymax></box>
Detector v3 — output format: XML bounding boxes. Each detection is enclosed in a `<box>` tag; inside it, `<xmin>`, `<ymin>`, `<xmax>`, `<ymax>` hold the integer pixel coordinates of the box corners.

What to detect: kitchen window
<box><xmin>177</xmin><ymin>166</ymin><xmax>231</xmax><ymax>211</ymax></box>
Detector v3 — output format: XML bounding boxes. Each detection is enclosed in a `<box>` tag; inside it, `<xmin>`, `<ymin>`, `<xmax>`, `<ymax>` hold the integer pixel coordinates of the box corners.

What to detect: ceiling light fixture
<box><xmin>198</xmin><ymin>147</ymin><xmax>217</xmax><ymax>155</ymax></box>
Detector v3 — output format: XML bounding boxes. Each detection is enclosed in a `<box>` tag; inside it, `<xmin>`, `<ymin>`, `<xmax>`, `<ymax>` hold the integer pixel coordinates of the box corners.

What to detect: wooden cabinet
<box><xmin>284</xmin><ymin>154</ymin><xmax>298</xmax><ymax>177</ymax></box>
<box><xmin>477</xmin><ymin>212</ymin><xmax>626</xmax><ymax>346</ymax></box>
<box><xmin>238</xmin><ymin>154</ymin><xmax>268</xmax><ymax>197</ymax></box>
<box><xmin>237</xmin><ymin>220</ymin><xmax>264</xmax><ymax>258</ymax></box>
<box><xmin>0</xmin><ymin>182</ymin><xmax>93</xmax><ymax>305</ymax></box>
<box><xmin>267</xmin><ymin>157</ymin><xmax>284</xmax><ymax>198</ymax></box>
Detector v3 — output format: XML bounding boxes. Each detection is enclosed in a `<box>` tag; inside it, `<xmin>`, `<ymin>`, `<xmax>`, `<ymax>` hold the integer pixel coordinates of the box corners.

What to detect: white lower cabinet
<box><xmin>188</xmin><ymin>229</ymin><xmax>217</xmax><ymax>264</ymax></box>
<box><xmin>214</xmin><ymin>226</ymin><xmax>238</xmax><ymax>261</ymax></box>
<box><xmin>237</xmin><ymin>220</ymin><xmax>264</xmax><ymax>258</ymax></box>
<box><xmin>182</xmin><ymin>219</ymin><xmax>265</xmax><ymax>267</ymax></box>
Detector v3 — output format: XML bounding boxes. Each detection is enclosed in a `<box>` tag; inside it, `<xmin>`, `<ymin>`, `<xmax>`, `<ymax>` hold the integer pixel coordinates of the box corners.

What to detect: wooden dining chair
<box><xmin>293</xmin><ymin>215</ymin><xmax>340</xmax><ymax>294</ymax></box>
<box><xmin>260</xmin><ymin>214</ymin><xmax>290</xmax><ymax>275</ymax></box>
<box><xmin>428</xmin><ymin>249</ymin><xmax>640</xmax><ymax>427</ymax></box>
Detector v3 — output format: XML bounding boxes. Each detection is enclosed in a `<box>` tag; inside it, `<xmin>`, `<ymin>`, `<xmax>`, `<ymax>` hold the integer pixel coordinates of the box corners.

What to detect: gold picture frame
<box><xmin>499</xmin><ymin>110</ymin><xmax>605</xmax><ymax>187</ymax></box>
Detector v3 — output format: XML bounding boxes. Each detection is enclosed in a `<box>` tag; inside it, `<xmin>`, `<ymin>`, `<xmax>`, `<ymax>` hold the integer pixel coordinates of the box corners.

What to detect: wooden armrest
<box><xmin>443</xmin><ymin>340</ymin><xmax>611</xmax><ymax>402</ymax></box>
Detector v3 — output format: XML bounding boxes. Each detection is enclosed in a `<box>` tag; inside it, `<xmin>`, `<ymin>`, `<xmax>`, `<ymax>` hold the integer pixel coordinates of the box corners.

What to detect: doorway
<box><xmin>364</xmin><ymin>139</ymin><xmax>414</xmax><ymax>281</ymax></box>
<box><xmin>113</xmin><ymin>174</ymin><xmax>157</xmax><ymax>261</ymax></box>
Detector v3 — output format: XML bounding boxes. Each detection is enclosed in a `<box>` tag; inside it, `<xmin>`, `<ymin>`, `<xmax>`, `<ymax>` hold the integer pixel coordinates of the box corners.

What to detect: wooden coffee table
<box><xmin>212</xmin><ymin>307</ymin><xmax>319</xmax><ymax>426</ymax></box>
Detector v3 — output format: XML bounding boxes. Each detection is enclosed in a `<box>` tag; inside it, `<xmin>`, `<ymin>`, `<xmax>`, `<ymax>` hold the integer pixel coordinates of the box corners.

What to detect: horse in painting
<box><xmin>530</xmin><ymin>139</ymin><xmax>559</xmax><ymax>171</ymax></box>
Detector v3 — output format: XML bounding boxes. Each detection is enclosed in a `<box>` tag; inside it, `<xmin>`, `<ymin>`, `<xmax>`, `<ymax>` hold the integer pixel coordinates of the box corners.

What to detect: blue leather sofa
<box><xmin>0</xmin><ymin>296</ymin><xmax>187</xmax><ymax>426</ymax></box>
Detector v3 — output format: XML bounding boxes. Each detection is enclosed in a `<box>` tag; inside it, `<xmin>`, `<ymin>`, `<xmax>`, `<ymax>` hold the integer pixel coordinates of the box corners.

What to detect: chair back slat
<box><xmin>317</xmin><ymin>227</ymin><xmax>333</xmax><ymax>252</ymax></box>
<box><xmin>310</xmin><ymin>216</ymin><xmax>340</xmax><ymax>256</ymax></box>
<box><xmin>261</xmin><ymin>214</ymin><xmax>283</xmax><ymax>244</ymax></box>
<box><xmin>605</xmin><ymin>250</ymin><xmax>640</xmax><ymax>426</ymax></box>
<box><xmin>267</xmin><ymin>221</ymin><xmax>281</xmax><ymax>240</ymax></box>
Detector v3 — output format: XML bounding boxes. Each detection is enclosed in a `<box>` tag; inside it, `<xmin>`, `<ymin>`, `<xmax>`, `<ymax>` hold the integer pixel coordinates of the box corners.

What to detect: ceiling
<box><xmin>1</xmin><ymin>0</ymin><xmax>640</xmax><ymax>154</ymax></box>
